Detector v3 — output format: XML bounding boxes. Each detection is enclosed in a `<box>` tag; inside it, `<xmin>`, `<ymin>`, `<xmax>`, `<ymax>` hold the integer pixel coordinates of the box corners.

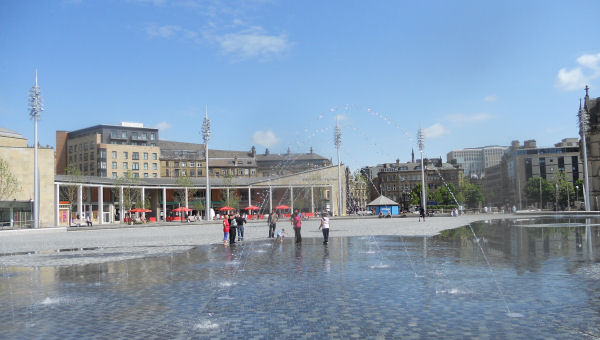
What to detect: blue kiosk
<box><xmin>367</xmin><ymin>195</ymin><xmax>399</xmax><ymax>216</ymax></box>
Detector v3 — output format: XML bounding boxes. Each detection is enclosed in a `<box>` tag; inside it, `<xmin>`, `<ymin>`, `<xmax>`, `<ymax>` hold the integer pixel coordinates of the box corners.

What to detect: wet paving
<box><xmin>1</xmin><ymin>217</ymin><xmax>600</xmax><ymax>339</ymax></box>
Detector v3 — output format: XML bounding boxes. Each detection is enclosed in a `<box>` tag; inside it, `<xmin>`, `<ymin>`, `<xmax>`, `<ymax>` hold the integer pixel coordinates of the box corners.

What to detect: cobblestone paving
<box><xmin>1</xmin><ymin>218</ymin><xmax>599</xmax><ymax>339</ymax></box>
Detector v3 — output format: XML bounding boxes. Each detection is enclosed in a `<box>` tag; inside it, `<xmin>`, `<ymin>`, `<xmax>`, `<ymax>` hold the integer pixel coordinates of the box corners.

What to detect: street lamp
<box><xmin>334</xmin><ymin>116</ymin><xmax>343</xmax><ymax>217</ymax></box>
<box><xmin>29</xmin><ymin>70</ymin><xmax>44</xmax><ymax>229</ymax></box>
<box><xmin>576</xmin><ymin>185</ymin><xmax>579</xmax><ymax>206</ymax></box>
<box><xmin>202</xmin><ymin>106</ymin><xmax>211</xmax><ymax>221</ymax></box>
<box><xmin>417</xmin><ymin>128</ymin><xmax>426</xmax><ymax>215</ymax></box>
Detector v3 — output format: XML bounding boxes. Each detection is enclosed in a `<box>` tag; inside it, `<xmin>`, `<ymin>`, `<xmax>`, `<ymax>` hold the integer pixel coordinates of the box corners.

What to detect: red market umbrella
<box><xmin>129</xmin><ymin>208</ymin><xmax>143</xmax><ymax>213</ymax></box>
<box><xmin>172</xmin><ymin>207</ymin><xmax>193</xmax><ymax>212</ymax></box>
<box><xmin>141</xmin><ymin>208</ymin><xmax>152</xmax><ymax>213</ymax></box>
<box><xmin>244</xmin><ymin>205</ymin><xmax>260</xmax><ymax>211</ymax></box>
<box><xmin>274</xmin><ymin>205</ymin><xmax>290</xmax><ymax>210</ymax></box>
<box><xmin>219</xmin><ymin>206</ymin><xmax>234</xmax><ymax>212</ymax></box>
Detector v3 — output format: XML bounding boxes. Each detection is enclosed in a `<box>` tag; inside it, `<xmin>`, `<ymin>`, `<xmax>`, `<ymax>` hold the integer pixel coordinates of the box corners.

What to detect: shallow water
<box><xmin>1</xmin><ymin>217</ymin><xmax>600</xmax><ymax>339</ymax></box>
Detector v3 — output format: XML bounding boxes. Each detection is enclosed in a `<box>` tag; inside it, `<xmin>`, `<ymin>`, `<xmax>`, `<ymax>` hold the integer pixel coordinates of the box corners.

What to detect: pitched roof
<box><xmin>256</xmin><ymin>152</ymin><xmax>329</xmax><ymax>162</ymax></box>
<box><xmin>366</xmin><ymin>195</ymin><xmax>399</xmax><ymax>206</ymax></box>
<box><xmin>0</xmin><ymin>127</ymin><xmax>25</xmax><ymax>139</ymax></box>
<box><xmin>158</xmin><ymin>140</ymin><xmax>254</xmax><ymax>160</ymax></box>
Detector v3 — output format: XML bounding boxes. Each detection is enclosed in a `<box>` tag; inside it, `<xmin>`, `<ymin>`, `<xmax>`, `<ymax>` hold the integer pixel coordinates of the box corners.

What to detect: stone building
<box><xmin>56</xmin><ymin>122</ymin><xmax>160</xmax><ymax>179</ymax></box>
<box><xmin>0</xmin><ymin>127</ymin><xmax>55</xmax><ymax>228</ymax></box>
<box><xmin>373</xmin><ymin>158</ymin><xmax>461</xmax><ymax>210</ymax></box>
<box><xmin>255</xmin><ymin>147</ymin><xmax>331</xmax><ymax>177</ymax></box>
<box><xmin>345</xmin><ymin>167</ymin><xmax>369</xmax><ymax>213</ymax></box>
<box><xmin>158</xmin><ymin>141</ymin><xmax>258</xmax><ymax>179</ymax></box>
<box><xmin>583</xmin><ymin>87</ymin><xmax>600</xmax><ymax>209</ymax></box>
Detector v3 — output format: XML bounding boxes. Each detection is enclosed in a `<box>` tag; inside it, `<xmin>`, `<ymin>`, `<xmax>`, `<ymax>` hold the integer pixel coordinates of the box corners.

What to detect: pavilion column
<box><xmin>311</xmin><ymin>186</ymin><xmax>314</xmax><ymax>214</ymax></box>
<box><xmin>55</xmin><ymin>183</ymin><xmax>60</xmax><ymax>226</ymax></box>
<box><xmin>141</xmin><ymin>187</ymin><xmax>145</xmax><ymax>219</ymax></box>
<box><xmin>77</xmin><ymin>185</ymin><xmax>83</xmax><ymax>220</ymax></box>
<box><xmin>185</xmin><ymin>188</ymin><xmax>188</xmax><ymax>208</ymax></box>
<box><xmin>119</xmin><ymin>186</ymin><xmax>124</xmax><ymax>223</ymax></box>
<box><xmin>162</xmin><ymin>187</ymin><xmax>167</xmax><ymax>222</ymax></box>
<box><xmin>290</xmin><ymin>186</ymin><xmax>294</xmax><ymax>212</ymax></box>
<box><xmin>98</xmin><ymin>186</ymin><xmax>104</xmax><ymax>224</ymax></box>
<box><xmin>248</xmin><ymin>187</ymin><xmax>251</xmax><ymax>207</ymax></box>
<box><xmin>269</xmin><ymin>186</ymin><xmax>273</xmax><ymax>213</ymax></box>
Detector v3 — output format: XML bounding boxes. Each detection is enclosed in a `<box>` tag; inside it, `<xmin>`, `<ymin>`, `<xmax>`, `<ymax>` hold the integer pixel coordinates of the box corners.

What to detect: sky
<box><xmin>1</xmin><ymin>0</ymin><xmax>600</xmax><ymax>172</ymax></box>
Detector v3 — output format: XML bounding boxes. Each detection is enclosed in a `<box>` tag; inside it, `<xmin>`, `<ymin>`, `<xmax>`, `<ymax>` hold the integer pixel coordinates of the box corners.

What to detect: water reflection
<box><xmin>0</xmin><ymin>218</ymin><xmax>599</xmax><ymax>339</ymax></box>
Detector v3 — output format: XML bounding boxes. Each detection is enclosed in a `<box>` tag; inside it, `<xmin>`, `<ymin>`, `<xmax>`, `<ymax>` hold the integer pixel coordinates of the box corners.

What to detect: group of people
<box><xmin>221</xmin><ymin>212</ymin><xmax>247</xmax><ymax>246</ymax></box>
<box><xmin>222</xmin><ymin>209</ymin><xmax>331</xmax><ymax>245</ymax></box>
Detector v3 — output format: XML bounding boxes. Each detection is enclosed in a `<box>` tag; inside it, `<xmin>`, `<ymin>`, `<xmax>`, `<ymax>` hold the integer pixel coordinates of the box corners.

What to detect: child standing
<box><xmin>223</xmin><ymin>218</ymin><xmax>230</xmax><ymax>246</ymax></box>
<box><xmin>276</xmin><ymin>228</ymin><xmax>286</xmax><ymax>243</ymax></box>
<box><xmin>319</xmin><ymin>211</ymin><xmax>330</xmax><ymax>244</ymax></box>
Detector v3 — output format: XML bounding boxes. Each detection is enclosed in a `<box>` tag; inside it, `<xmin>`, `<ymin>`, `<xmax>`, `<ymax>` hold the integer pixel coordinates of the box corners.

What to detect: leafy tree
<box><xmin>0</xmin><ymin>156</ymin><xmax>20</xmax><ymax>200</ymax></box>
<box><xmin>574</xmin><ymin>178</ymin><xmax>584</xmax><ymax>202</ymax></box>
<box><xmin>432</xmin><ymin>183</ymin><xmax>460</xmax><ymax>206</ymax></box>
<box><xmin>409</xmin><ymin>183</ymin><xmax>432</xmax><ymax>207</ymax></box>
<box><xmin>222</xmin><ymin>174</ymin><xmax>240</xmax><ymax>209</ymax></box>
<box><xmin>59</xmin><ymin>162</ymin><xmax>84</xmax><ymax>226</ymax></box>
<box><xmin>553</xmin><ymin>171</ymin><xmax>574</xmax><ymax>209</ymax></box>
<box><xmin>524</xmin><ymin>177</ymin><xmax>554</xmax><ymax>208</ymax></box>
<box><xmin>112</xmin><ymin>170</ymin><xmax>142</xmax><ymax>223</ymax></box>
<box><xmin>460</xmin><ymin>182</ymin><xmax>484</xmax><ymax>208</ymax></box>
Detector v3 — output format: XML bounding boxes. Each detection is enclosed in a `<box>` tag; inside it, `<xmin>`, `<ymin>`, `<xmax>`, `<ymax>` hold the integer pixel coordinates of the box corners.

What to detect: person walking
<box><xmin>236</xmin><ymin>213</ymin><xmax>247</xmax><ymax>241</ymax></box>
<box><xmin>268</xmin><ymin>210</ymin><xmax>278</xmax><ymax>238</ymax></box>
<box><xmin>291</xmin><ymin>209</ymin><xmax>302</xmax><ymax>243</ymax></box>
<box><xmin>419</xmin><ymin>206</ymin><xmax>425</xmax><ymax>222</ymax></box>
<box><xmin>228</xmin><ymin>212</ymin><xmax>237</xmax><ymax>244</ymax></box>
<box><xmin>319</xmin><ymin>211</ymin><xmax>330</xmax><ymax>244</ymax></box>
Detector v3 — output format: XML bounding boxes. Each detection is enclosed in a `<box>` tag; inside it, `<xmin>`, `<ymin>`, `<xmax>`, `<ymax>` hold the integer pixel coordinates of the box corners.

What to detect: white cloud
<box><xmin>335</xmin><ymin>114</ymin><xmax>347</xmax><ymax>121</ymax></box>
<box><xmin>145</xmin><ymin>24</ymin><xmax>182</xmax><ymax>38</ymax></box>
<box><xmin>216</xmin><ymin>26</ymin><xmax>292</xmax><ymax>60</ymax></box>
<box><xmin>446</xmin><ymin>113</ymin><xmax>493</xmax><ymax>124</ymax></box>
<box><xmin>252</xmin><ymin>130</ymin><xmax>280</xmax><ymax>148</ymax></box>
<box><xmin>154</xmin><ymin>121</ymin><xmax>172</xmax><ymax>131</ymax></box>
<box><xmin>483</xmin><ymin>95</ymin><xmax>497</xmax><ymax>102</ymax></box>
<box><xmin>423</xmin><ymin>123</ymin><xmax>450</xmax><ymax>138</ymax></box>
<box><xmin>556</xmin><ymin>52</ymin><xmax>600</xmax><ymax>91</ymax></box>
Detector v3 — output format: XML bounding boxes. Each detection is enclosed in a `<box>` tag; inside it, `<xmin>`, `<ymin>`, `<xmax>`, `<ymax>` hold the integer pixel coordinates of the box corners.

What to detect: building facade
<box><xmin>0</xmin><ymin>127</ymin><xmax>55</xmax><ymax>228</ymax></box>
<box><xmin>255</xmin><ymin>147</ymin><xmax>331</xmax><ymax>177</ymax></box>
<box><xmin>56</xmin><ymin>122</ymin><xmax>160</xmax><ymax>179</ymax></box>
<box><xmin>447</xmin><ymin>146</ymin><xmax>508</xmax><ymax>179</ymax></box>
<box><xmin>159</xmin><ymin>141</ymin><xmax>258</xmax><ymax>179</ymax></box>
<box><xmin>483</xmin><ymin>138</ymin><xmax>582</xmax><ymax>208</ymax></box>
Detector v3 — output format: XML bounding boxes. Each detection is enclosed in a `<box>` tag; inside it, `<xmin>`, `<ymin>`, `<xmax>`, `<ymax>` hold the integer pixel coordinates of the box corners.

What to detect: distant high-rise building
<box><xmin>447</xmin><ymin>146</ymin><xmax>508</xmax><ymax>179</ymax></box>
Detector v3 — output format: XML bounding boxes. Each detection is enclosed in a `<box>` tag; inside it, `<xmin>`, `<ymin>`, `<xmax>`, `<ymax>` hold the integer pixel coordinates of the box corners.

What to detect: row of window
<box><xmin>113</xmin><ymin>162</ymin><xmax>158</xmax><ymax>171</ymax></box>
<box><xmin>164</xmin><ymin>168</ymin><xmax>257</xmax><ymax>177</ymax></box>
<box><xmin>110</xmin><ymin>131</ymin><xmax>156</xmax><ymax>141</ymax></box>
<box><xmin>111</xmin><ymin>151</ymin><xmax>158</xmax><ymax>160</ymax></box>
<box><xmin>69</xmin><ymin>142</ymin><xmax>95</xmax><ymax>153</ymax></box>
<box><xmin>165</xmin><ymin>161</ymin><xmax>204</xmax><ymax>167</ymax></box>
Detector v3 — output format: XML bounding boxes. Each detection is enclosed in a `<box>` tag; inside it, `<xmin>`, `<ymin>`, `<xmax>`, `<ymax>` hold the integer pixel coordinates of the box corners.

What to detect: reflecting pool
<box><xmin>1</xmin><ymin>217</ymin><xmax>600</xmax><ymax>339</ymax></box>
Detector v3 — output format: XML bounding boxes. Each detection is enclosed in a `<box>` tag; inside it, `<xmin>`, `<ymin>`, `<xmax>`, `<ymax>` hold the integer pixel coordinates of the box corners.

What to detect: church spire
<box><xmin>411</xmin><ymin>148</ymin><xmax>415</xmax><ymax>163</ymax></box>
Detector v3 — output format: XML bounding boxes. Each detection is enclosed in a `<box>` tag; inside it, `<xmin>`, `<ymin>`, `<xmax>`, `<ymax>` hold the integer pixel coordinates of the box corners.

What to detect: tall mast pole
<box><xmin>202</xmin><ymin>106</ymin><xmax>211</xmax><ymax>220</ymax></box>
<box><xmin>29</xmin><ymin>70</ymin><xmax>44</xmax><ymax>228</ymax></box>
<box><xmin>418</xmin><ymin>127</ymin><xmax>426</xmax><ymax>214</ymax></box>
<box><xmin>335</xmin><ymin>116</ymin><xmax>343</xmax><ymax>216</ymax></box>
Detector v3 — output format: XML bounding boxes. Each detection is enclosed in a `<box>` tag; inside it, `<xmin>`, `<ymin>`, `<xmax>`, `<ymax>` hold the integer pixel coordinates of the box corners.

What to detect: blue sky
<box><xmin>1</xmin><ymin>0</ymin><xmax>600</xmax><ymax>171</ymax></box>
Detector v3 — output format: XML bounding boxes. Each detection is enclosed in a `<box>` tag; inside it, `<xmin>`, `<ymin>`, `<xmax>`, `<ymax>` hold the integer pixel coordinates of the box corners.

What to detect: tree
<box><xmin>460</xmin><ymin>182</ymin><xmax>483</xmax><ymax>208</ymax></box>
<box><xmin>524</xmin><ymin>177</ymin><xmax>554</xmax><ymax>209</ymax></box>
<box><xmin>175</xmin><ymin>175</ymin><xmax>202</xmax><ymax>216</ymax></box>
<box><xmin>222</xmin><ymin>174</ymin><xmax>240</xmax><ymax>209</ymax></box>
<box><xmin>553</xmin><ymin>171</ymin><xmax>574</xmax><ymax>209</ymax></box>
<box><xmin>112</xmin><ymin>171</ymin><xmax>142</xmax><ymax>223</ymax></box>
<box><xmin>0</xmin><ymin>156</ymin><xmax>20</xmax><ymax>201</ymax></box>
<box><xmin>59</xmin><ymin>162</ymin><xmax>84</xmax><ymax>226</ymax></box>
<box><xmin>432</xmin><ymin>183</ymin><xmax>460</xmax><ymax>206</ymax></box>
<box><xmin>409</xmin><ymin>183</ymin><xmax>432</xmax><ymax>207</ymax></box>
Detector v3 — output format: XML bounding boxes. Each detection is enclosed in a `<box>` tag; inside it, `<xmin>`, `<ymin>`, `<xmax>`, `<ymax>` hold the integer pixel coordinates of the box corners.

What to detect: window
<box><xmin>134</xmin><ymin>173</ymin><xmax>139</xmax><ymax>178</ymax></box>
<box><xmin>132</xmin><ymin>152</ymin><xmax>139</xmax><ymax>160</ymax></box>
<box><xmin>69</xmin><ymin>146</ymin><xmax>73</xmax><ymax>153</ymax></box>
<box><xmin>166</xmin><ymin>169</ymin><xmax>169</xmax><ymax>177</ymax></box>
<box><xmin>153</xmin><ymin>173</ymin><xmax>157</xmax><ymax>178</ymax></box>
<box><xmin>123</xmin><ymin>152</ymin><xmax>128</xmax><ymax>159</ymax></box>
<box><xmin>181</xmin><ymin>162</ymin><xmax>186</xmax><ymax>167</ymax></box>
<box><xmin>152</xmin><ymin>153</ymin><xmax>157</xmax><ymax>160</ymax></box>
<box><xmin>198</xmin><ymin>170</ymin><xmax>202</xmax><ymax>176</ymax></box>
<box><xmin>112</xmin><ymin>172</ymin><xmax>117</xmax><ymax>179</ymax></box>
<box><xmin>121</xmin><ymin>131</ymin><xmax>127</xmax><ymax>139</ymax></box>
<box><xmin>112</xmin><ymin>162</ymin><xmax>117</xmax><ymax>169</ymax></box>
<box><xmin>150</xmin><ymin>133</ymin><xmax>156</xmax><ymax>140</ymax></box>
<box><xmin>133</xmin><ymin>162</ymin><xmax>139</xmax><ymax>170</ymax></box>
<box><xmin>143</xmin><ymin>152</ymin><xmax>148</xmax><ymax>160</ymax></box>
<box><xmin>84</xmin><ymin>143</ymin><xmax>88</xmax><ymax>151</ymax></box>
<box><xmin>251</xmin><ymin>169</ymin><xmax>256</xmax><ymax>175</ymax></box>
<box><xmin>165</xmin><ymin>161</ymin><xmax>169</xmax><ymax>167</ymax></box>
<box><xmin>144</xmin><ymin>163</ymin><xmax>148</xmax><ymax>170</ymax></box>
<box><xmin>141</xmin><ymin>133</ymin><xmax>147</xmax><ymax>140</ymax></box>
<box><xmin>144</xmin><ymin>173</ymin><xmax>148</xmax><ymax>178</ymax></box>
<box><xmin>152</xmin><ymin>163</ymin><xmax>157</xmax><ymax>170</ymax></box>
<box><xmin>181</xmin><ymin>170</ymin><xmax>187</xmax><ymax>176</ymax></box>
<box><xmin>189</xmin><ymin>162</ymin><xmax>195</xmax><ymax>167</ymax></box>
<box><xmin>244</xmin><ymin>169</ymin><xmax>249</xmax><ymax>175</ymax></box>
<box><xmin>190</xmin><ymin>170</ymin><xmax>195</xmax><ymax>176</ymax></box>
<box><xmin>84</xmin><ymin>153</ymin><xmax>88</xmax><ymax>161</ymax></box>
<box><xmin>112</xmin><ymin>151</ymin><xmax>117</xmax><ymax>158</ymax></box>
<box><xmin>238</xmin><ymin>169</ymin><xmax>243</xmax><ymax>175</ymax></box>
<box><xmin>132</xmin><ymin>132</ymin><xmax>138</xmax><ymax>139</ymax></box>
<box><xmin>175</xmin><ymin>162</ymin><xmax>179</xmax><ymax>167</ymax></box>
<box><xmin>123</xmin><ymin>162</ymin><xmax>128</xmax><ymax>170</ymax></box>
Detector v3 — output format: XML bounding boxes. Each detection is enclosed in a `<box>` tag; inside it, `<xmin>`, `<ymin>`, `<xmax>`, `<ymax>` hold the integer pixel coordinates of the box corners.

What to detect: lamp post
<box><xmin>576</xmin><ymin>185</ymin><xmax>579</xmax><ymax>206</ymax></box>
<box><xmin>202</xmin><ymin>106</ymin><xmax>211</xmax><ymax>221</ymax></box>
<box><xmin>334</xmin><ymin>116</ymin><xmax>343</xmax><ymax>217</ymax></box>
<box><xmin>555</xmin><ymin>183</ymin><xmax>559</xmax><ymax>212</ymax></box>
<box><xmin>539</xmin><ymin>177</ymin><xmax>543</xmax><ymax>210</ymax></box>
<box><xmin>29</xmin><ymin>70</ymin><xmax>44</xmax><ymax>229</ymax></box>
<box><xmin>417</xmin><ymin>128</ymin><xmax>426</xmax><ymax>215</ymax></box>
<box><xmin>579</xmin><ymin>96</ymin><xmax>591</xmax><ymax>211</ymax></box>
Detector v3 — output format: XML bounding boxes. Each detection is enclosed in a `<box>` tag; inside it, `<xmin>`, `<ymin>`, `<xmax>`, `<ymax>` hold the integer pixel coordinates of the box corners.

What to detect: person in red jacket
<box><xmin>223</xmin><ymin>218</ymin><xmax>230</xmax><ymax>246</ymax></box>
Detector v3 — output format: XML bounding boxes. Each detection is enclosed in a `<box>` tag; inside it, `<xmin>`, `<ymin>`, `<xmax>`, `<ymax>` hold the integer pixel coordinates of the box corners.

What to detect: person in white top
<box><xmin>319</xmin><ymin>211</ymin><xmax>330</xmax><ymax>244</ymax></box>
